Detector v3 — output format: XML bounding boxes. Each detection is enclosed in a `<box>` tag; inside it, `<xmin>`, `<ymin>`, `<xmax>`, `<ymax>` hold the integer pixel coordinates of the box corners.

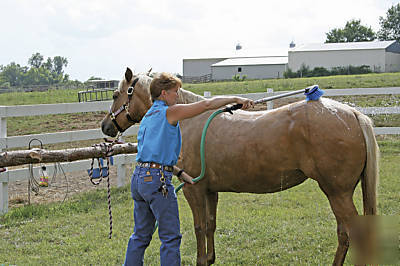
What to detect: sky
<box><xmin>0</xmin><ymin>0</ymin><xmax>398</xmax><ymax>81</ymax></box>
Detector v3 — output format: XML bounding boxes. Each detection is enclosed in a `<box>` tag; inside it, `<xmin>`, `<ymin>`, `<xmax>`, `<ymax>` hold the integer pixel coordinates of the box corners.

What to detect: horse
<box><xmin>101</xmin><ymin>68</ymin><xmax>379</xmax><ymax>265</ymax></box>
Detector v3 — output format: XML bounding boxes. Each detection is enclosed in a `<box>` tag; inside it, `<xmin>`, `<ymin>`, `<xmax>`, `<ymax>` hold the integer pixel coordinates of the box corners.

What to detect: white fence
<box><xmin>1</xmin><ymin>87</ymin><xmax>399</xmax><ymax>214</ymax></box>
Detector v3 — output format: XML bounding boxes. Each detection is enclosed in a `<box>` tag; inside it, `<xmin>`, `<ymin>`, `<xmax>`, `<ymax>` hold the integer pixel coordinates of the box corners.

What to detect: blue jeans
<box><xmin>124</xmin><ymin>166</ymin><xmax>181</xmax><ymax>266</ymax></box>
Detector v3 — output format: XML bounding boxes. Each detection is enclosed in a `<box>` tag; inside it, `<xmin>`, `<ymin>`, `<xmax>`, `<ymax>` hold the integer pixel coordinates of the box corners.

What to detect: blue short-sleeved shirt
<box><xmin>136</xmin><ymin>100</ymin><xmax>181</xmax><ymax>166</ymax></box>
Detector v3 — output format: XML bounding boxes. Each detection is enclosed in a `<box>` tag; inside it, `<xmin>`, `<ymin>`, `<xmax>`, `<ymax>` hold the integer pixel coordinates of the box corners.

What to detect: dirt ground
<box><xmin>8</xmin><ymin>166</ymin><xmax>134</xmax><ymax>209</ymax></box>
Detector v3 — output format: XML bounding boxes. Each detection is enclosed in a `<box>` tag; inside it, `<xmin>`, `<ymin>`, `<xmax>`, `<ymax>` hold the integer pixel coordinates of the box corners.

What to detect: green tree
<box><xmin>24</xmin><ymin>67</ymin><xmax>52</xmax><ymax>85</ymax></box>
<box><xmin>87</xmin><ymin>76</ymin><xmax>103</xmax><ymax>81</ymax></box>
<box><xmin>325</xmin><ymin>19</ymin><xmax>376</xmax><ymax>43</ymax></box>
<box><xmin>43</xmin><ymin>57</ymin><xmax>53</xmax><ymax>71</ymax></box>
<box><xmin>378</xmin><ymin>3</ymin><xmax>400</xmax><ymax>41</ymax></box>
<box><xmin>53</xmin><ymin>56</ymin><xmax>68</xmax><ymax>75</ymax></box>
<box><xmin>0</xmin><ymin>62</ymin><xmax>27</xmax><ymax>86</ymax></box>
<box><xmin>28</xmin><ymin>52</ymin><xmax>44</xmax><ymax>68</ymax></box>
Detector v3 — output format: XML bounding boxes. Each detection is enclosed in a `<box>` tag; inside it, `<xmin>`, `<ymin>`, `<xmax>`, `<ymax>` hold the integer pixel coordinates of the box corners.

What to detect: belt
<box><xmin>137</xmin><ymin>162</ymin><xmax>173</xmax><ymax>172</ymax></box>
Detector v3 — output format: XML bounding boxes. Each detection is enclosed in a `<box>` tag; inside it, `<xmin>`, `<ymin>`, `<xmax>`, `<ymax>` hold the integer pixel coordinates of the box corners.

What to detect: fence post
<box><xmin>117</xmin><ymin>155</ymin><xmax>127</xmax><ymax>187</ymax></box>
<box><xmin>0</xmin><ymin>116</ymin><xmax>8</xmax><ymax>214</ymax></box>
<box><xmin>266</xmin><ymin>88</ymin><xmax>274</xmax><ymax>110</ymax></box>
<box><xmin>204</xmin><ymin>91</ymin><xmax>211</xmax><ymax>98</ymax></box>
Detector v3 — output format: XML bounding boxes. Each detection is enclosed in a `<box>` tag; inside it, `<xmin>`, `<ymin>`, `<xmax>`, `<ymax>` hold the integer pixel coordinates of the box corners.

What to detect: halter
<box><xmin>109</xmin><ymin>78</ymin><xmax>139</xmax><ymax>133</ymax></box>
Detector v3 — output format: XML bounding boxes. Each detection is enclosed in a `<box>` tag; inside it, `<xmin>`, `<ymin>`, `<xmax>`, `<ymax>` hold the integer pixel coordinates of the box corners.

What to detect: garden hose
<box><xmin>153</xmin><ymin>106</ymin><xmax>236</xmax><ymax>233</ymax></box>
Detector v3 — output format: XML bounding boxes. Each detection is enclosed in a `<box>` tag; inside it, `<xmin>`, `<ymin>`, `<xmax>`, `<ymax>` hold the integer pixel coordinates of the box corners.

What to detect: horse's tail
<box><xmin>355</xmin><ymin>111</ymin><xmax>380</xmax><ymax>215</ymax></box>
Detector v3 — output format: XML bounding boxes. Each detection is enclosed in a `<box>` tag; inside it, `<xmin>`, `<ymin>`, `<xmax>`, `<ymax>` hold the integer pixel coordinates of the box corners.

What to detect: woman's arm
<box><xmin>167</xmin><ymin>96</ymin><xmax>253</xmax><ymax>125</ymax></box>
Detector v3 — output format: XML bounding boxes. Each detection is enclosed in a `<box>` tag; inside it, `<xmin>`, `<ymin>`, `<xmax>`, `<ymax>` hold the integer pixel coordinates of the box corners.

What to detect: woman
<box><xmin>124</xmin><ymin>73</ymin><xmax>254</xmax><ymax>266</ymax></box>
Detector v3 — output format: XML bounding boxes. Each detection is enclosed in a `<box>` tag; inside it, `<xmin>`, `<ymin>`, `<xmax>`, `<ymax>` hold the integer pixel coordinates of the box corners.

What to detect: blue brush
<box><xmin>304</xmin><ymin>85</ymin><xmax>324</xmax><ymax>101</ymax></box>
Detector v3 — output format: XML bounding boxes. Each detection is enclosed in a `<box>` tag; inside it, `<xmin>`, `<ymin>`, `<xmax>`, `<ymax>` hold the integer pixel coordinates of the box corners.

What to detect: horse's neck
<box><xmin>178</xmin><ymin>88</ymin><xmax>205</xmax><ymax>104</ymax></box>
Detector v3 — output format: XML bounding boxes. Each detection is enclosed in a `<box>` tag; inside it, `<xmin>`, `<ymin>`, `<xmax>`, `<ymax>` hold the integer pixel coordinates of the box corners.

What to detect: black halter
<box><xmin>109</xmin><ymin>78</ymin><xmax>139</xmax><ymax>133</ymax></box>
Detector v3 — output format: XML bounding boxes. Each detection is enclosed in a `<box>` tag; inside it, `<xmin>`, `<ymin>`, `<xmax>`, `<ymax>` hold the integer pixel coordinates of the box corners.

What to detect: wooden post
<box><xmin>0</xmin><ymin>143</ymin><xmax>138</xmax><ymax>168</ymax></box>
<box><xmin>117</xmin><ymin>162</ymin><xmax>127</xmax><ymax>187</ymax></box>
<box><xmin>267</xmin><ymin>88</ymin><xmax>274</xmax><ymax>110</ymax></box>
<box><xmin>0</xmin><ymin>116</ymin><xmax>7</xmax><ymax>214</ymax></box>
<box><xmin>0</xmin><ymin>180</ymin><xmax>7</xmax><ymax>214</ymax></box>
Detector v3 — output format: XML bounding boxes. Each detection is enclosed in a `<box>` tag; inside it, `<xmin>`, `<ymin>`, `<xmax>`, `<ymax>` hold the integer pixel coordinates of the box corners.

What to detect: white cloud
<box><xmin>0</xmin><ymin>0</ymin><xmax>398</xmax><ymax>81</ymax></box>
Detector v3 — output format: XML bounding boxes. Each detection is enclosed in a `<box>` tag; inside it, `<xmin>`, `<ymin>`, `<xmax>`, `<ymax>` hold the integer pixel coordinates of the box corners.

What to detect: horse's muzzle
<box><xmin>101</xmin><ymin>119</ymin><xmax>118</xmax><ymax>137</ymax></box>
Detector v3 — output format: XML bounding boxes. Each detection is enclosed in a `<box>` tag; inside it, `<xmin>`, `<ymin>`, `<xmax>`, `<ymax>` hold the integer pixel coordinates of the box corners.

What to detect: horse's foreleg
<box><xmin>206</xmin><ymin>192</ymin><xmax>218</xmax><ymax>265</ymax></box>
<box><xmin>183</xmin><ymin>186</ymin><xmax>208</xmax><ymax>266</ymax></box>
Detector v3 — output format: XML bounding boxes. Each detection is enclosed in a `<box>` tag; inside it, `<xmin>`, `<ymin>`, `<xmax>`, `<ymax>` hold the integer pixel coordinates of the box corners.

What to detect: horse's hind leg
<box><xmin>326</xmin><ymin>193</ymin><xmax>359</xmax><ymax>265</ymax></box>
<box><xmin>206</xmin><ymin>192</ymin><xmax>218</xmax><ymax>265</ymax></box>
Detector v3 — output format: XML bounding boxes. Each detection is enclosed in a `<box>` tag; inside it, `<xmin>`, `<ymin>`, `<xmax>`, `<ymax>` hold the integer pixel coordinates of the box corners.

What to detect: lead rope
<box><xmin>88</xmin><ymin>132</ymin><xmax>121</xmax><ymax>239</ymax></box>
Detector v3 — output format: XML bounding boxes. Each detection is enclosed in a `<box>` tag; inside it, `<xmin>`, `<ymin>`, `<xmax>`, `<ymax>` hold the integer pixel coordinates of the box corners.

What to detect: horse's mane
<box><xmin>118</xmin><ymin>72</ymin><xmax>203</xmax><ymax>104</ymax></box>
<box><xmin>117</xmin><ymin>73</ymin><xmax>152</xmax><ymax>94</ymax></box>
<box><xmin>178</xmin><ymin>88</ymin><xmax>205</xmax><ymax>104</ymax></box>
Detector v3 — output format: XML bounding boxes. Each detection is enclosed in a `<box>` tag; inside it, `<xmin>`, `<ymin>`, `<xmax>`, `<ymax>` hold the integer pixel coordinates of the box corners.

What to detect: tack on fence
<box><xmin>1</xmin><ymin>87</ymin><xmax>400</xmax><ymax>214</ymax></box>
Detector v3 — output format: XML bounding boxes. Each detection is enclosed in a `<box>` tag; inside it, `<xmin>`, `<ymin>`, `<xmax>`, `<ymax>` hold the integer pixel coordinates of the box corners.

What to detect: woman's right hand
<box><xmin>234</xmin><ymin>97</ymin><xmax>254</xmax><ymax>110</ymax></box>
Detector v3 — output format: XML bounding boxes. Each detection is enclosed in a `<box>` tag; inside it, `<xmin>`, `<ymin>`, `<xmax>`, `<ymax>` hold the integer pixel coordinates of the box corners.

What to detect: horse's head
<box><xmin>101</xmin><ymin>67</ymin><xmax>153</xmax><ymax>137</ymax></box>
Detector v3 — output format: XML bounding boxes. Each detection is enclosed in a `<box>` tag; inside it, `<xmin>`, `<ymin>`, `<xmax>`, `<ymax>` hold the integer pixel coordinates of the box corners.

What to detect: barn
<box><xmin>288</xmin><ymin>40</ymin><xmax>400</xmax><ymax>72</ymax></box>
<box><xmin>211</xmin><ymin>56</ymin><xmax>287</xmax><ymax>80</ymax></box>
<box><xmin>183</xmin><ymin>57</ymin><xmax>227</xmax><ymax>83</ymax></box>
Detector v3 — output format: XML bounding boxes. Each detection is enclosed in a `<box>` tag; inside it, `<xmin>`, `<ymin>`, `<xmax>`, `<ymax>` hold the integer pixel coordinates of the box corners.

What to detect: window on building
<box><xmin>238</xmin><ymin>67</ymin><xmax>242</xmax><ymax>72</ymax></box>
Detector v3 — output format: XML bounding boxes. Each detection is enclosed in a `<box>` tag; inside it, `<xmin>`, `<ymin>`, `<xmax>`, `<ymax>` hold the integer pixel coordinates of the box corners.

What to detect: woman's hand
<box><xmin>235</xmin><ymin>97</ymin><xmax>254</xmax><ymax>110</ymax></box>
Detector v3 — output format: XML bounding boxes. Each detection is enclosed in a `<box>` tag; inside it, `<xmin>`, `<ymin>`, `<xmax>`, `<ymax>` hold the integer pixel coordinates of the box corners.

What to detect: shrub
<box><xmin>284</xmin><ymin>65</ymin><xmax>372</xmax><ymax>79</ymax></box>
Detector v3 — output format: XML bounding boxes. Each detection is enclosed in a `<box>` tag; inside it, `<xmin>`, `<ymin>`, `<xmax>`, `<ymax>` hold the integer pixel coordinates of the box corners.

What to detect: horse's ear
<box><xmin>125</xmin><ymin>67</ymin><xmax>133</xmax><ymax>82</ymax></box>
<box><xmin>146</xmin><ymin>67</ymin><xmax>152</xmax><ymax>76</ymax></box>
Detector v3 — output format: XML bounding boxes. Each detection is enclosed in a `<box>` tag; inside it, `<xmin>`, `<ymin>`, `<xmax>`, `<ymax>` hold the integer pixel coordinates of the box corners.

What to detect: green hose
<box><xmin>174</xmin><ymin>109</ymin><xmax>223</xmax><ymax>193</ymax></box>
<box><xmin>153</xmin><ymin>109</ymin><xmax>223</xmax><ymax>233</ymax></box>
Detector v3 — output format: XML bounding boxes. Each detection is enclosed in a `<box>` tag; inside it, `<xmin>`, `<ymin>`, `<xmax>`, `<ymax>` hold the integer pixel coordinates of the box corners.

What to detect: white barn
<box><xmin>288</xmin><ymin>40</ymin><xmax>400</xmax><ymax>72</ymax></box>
<box><xmin>182</xmin><ymin>57</ymin><xmax>227</xmax><ymax>82</ymax></box>
<box><xmin>211</xmin><ymin>56</ymin><xmax>287</xmax><ymax>80</ymax></box>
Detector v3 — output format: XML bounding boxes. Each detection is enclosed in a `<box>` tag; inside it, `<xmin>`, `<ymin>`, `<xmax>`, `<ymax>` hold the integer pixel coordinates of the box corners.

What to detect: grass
<box><xmin>184</xmin><ymin>72</ymin><xmax>400</xmax><ymax>95</ymax></box>
<box><xmin>0</xmin><ymin>72</ymin><xmax>400</xmax><ymax>106</ymax></box>
<box><xmin>0</xmin><ymin>138</ymin><xmax>399</xmax><ymax>265</ymax></box>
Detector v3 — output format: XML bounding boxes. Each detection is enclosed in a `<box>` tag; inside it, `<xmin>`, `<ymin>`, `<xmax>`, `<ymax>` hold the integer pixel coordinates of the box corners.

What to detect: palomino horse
<box><xmin>101</xmin><ymin>68</ymin><xmax>379</xmax><ymax>265</ymax></box>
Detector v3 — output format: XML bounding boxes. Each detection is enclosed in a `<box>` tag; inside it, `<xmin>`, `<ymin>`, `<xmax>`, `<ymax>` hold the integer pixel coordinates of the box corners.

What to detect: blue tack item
<box><xmin>304</xmin><ymin>85</ymin><xmax>324</xmax><ymax>101</ymax></box>
<box><xmin>87</xmin><ymin>156</ymin><xmax>114</xmax><ymax>178</ymax></box>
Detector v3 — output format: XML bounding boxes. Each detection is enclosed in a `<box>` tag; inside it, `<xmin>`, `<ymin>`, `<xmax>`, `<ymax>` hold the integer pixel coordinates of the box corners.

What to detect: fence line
<box><xmin>1</xmin><ymin>87</ymin><xmax>399</xmax><ymax>214</ymax></box>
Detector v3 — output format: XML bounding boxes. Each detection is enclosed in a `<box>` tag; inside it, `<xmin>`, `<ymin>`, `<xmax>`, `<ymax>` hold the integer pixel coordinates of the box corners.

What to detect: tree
<box><xmin>28</xmin><ymin>52</ymin><xmax>44</xmax><ymax>68</ymax></box>
<box><xmin>43</xmin><ymin>57</ymin><xmax>53</xmax><ymax>71</ymax></box>
<box><xmin>0</xmin><ymin>62</ymin><xmax>27</xmax><ymax>86</ymax></box>
<box><xmin>53</xmin><ymin>56</ymin><xmax>68</xmax><ymax>75</ymax></box>
<box><xmin>378</xmin><ymin>3</ymin><xmax>400</xmax><ymax>41</ymax></box>
<box><xmin>326</xmin><ymin>19</ymin><xmax>376</xmax><ymax>43</ymax></box>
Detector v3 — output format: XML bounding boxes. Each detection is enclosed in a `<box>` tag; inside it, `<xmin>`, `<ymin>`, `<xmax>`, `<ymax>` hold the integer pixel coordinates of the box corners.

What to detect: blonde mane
<box><xmin>117</xmin><ymin>73</ymin><xmax>152</xmax><ymax>94</ymax></box>
<box><xmin>178</xmin><ymin>88</ymin><xmax>205</xmax><ymax>104</ymax></box>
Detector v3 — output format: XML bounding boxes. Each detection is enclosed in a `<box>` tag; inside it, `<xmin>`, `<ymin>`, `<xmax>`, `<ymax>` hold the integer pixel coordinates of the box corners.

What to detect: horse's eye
<box><xmin>112</xmin><ymin>93</ymin><xmax>118</xmax><ymax>100</ymax></box>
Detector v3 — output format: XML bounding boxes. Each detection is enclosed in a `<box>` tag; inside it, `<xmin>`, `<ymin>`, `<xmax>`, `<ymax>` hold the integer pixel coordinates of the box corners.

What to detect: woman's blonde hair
<box><xmin>150</xmin><ymin>72</ymin><xmax>182</xmax><ymax>101</ymax></box>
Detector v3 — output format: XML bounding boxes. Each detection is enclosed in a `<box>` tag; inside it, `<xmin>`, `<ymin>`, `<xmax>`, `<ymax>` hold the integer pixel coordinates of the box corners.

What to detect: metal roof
<box><xmin>211</xmin><ymin>56</ymin><xmax>288</xmax><ymax>67</ymax></box>
<box><xmin>183</xmin><ymin>47</ymin><xmax>288</xmax><ymax>60</ymax></box>
<box><xmin>289</xmin><ymin>40</ymin><xmax>397</xmax><ymax>52</ymax></box>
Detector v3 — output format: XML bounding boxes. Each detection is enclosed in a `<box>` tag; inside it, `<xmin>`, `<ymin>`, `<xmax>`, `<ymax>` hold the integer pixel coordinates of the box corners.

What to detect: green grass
<box><xmin>1</xmin><ymin>72</ymin><xmax>400</xmax><ymax>106</ymax></box>
<box><xmin>1</xmin><ymin>138</ymin><xmax>399</xmax><ymax>265</ymax></box>
<box><xmin>184</xmin><ymin>72</ymin><xmax>400</xmax><ymax>95</ymax></box>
